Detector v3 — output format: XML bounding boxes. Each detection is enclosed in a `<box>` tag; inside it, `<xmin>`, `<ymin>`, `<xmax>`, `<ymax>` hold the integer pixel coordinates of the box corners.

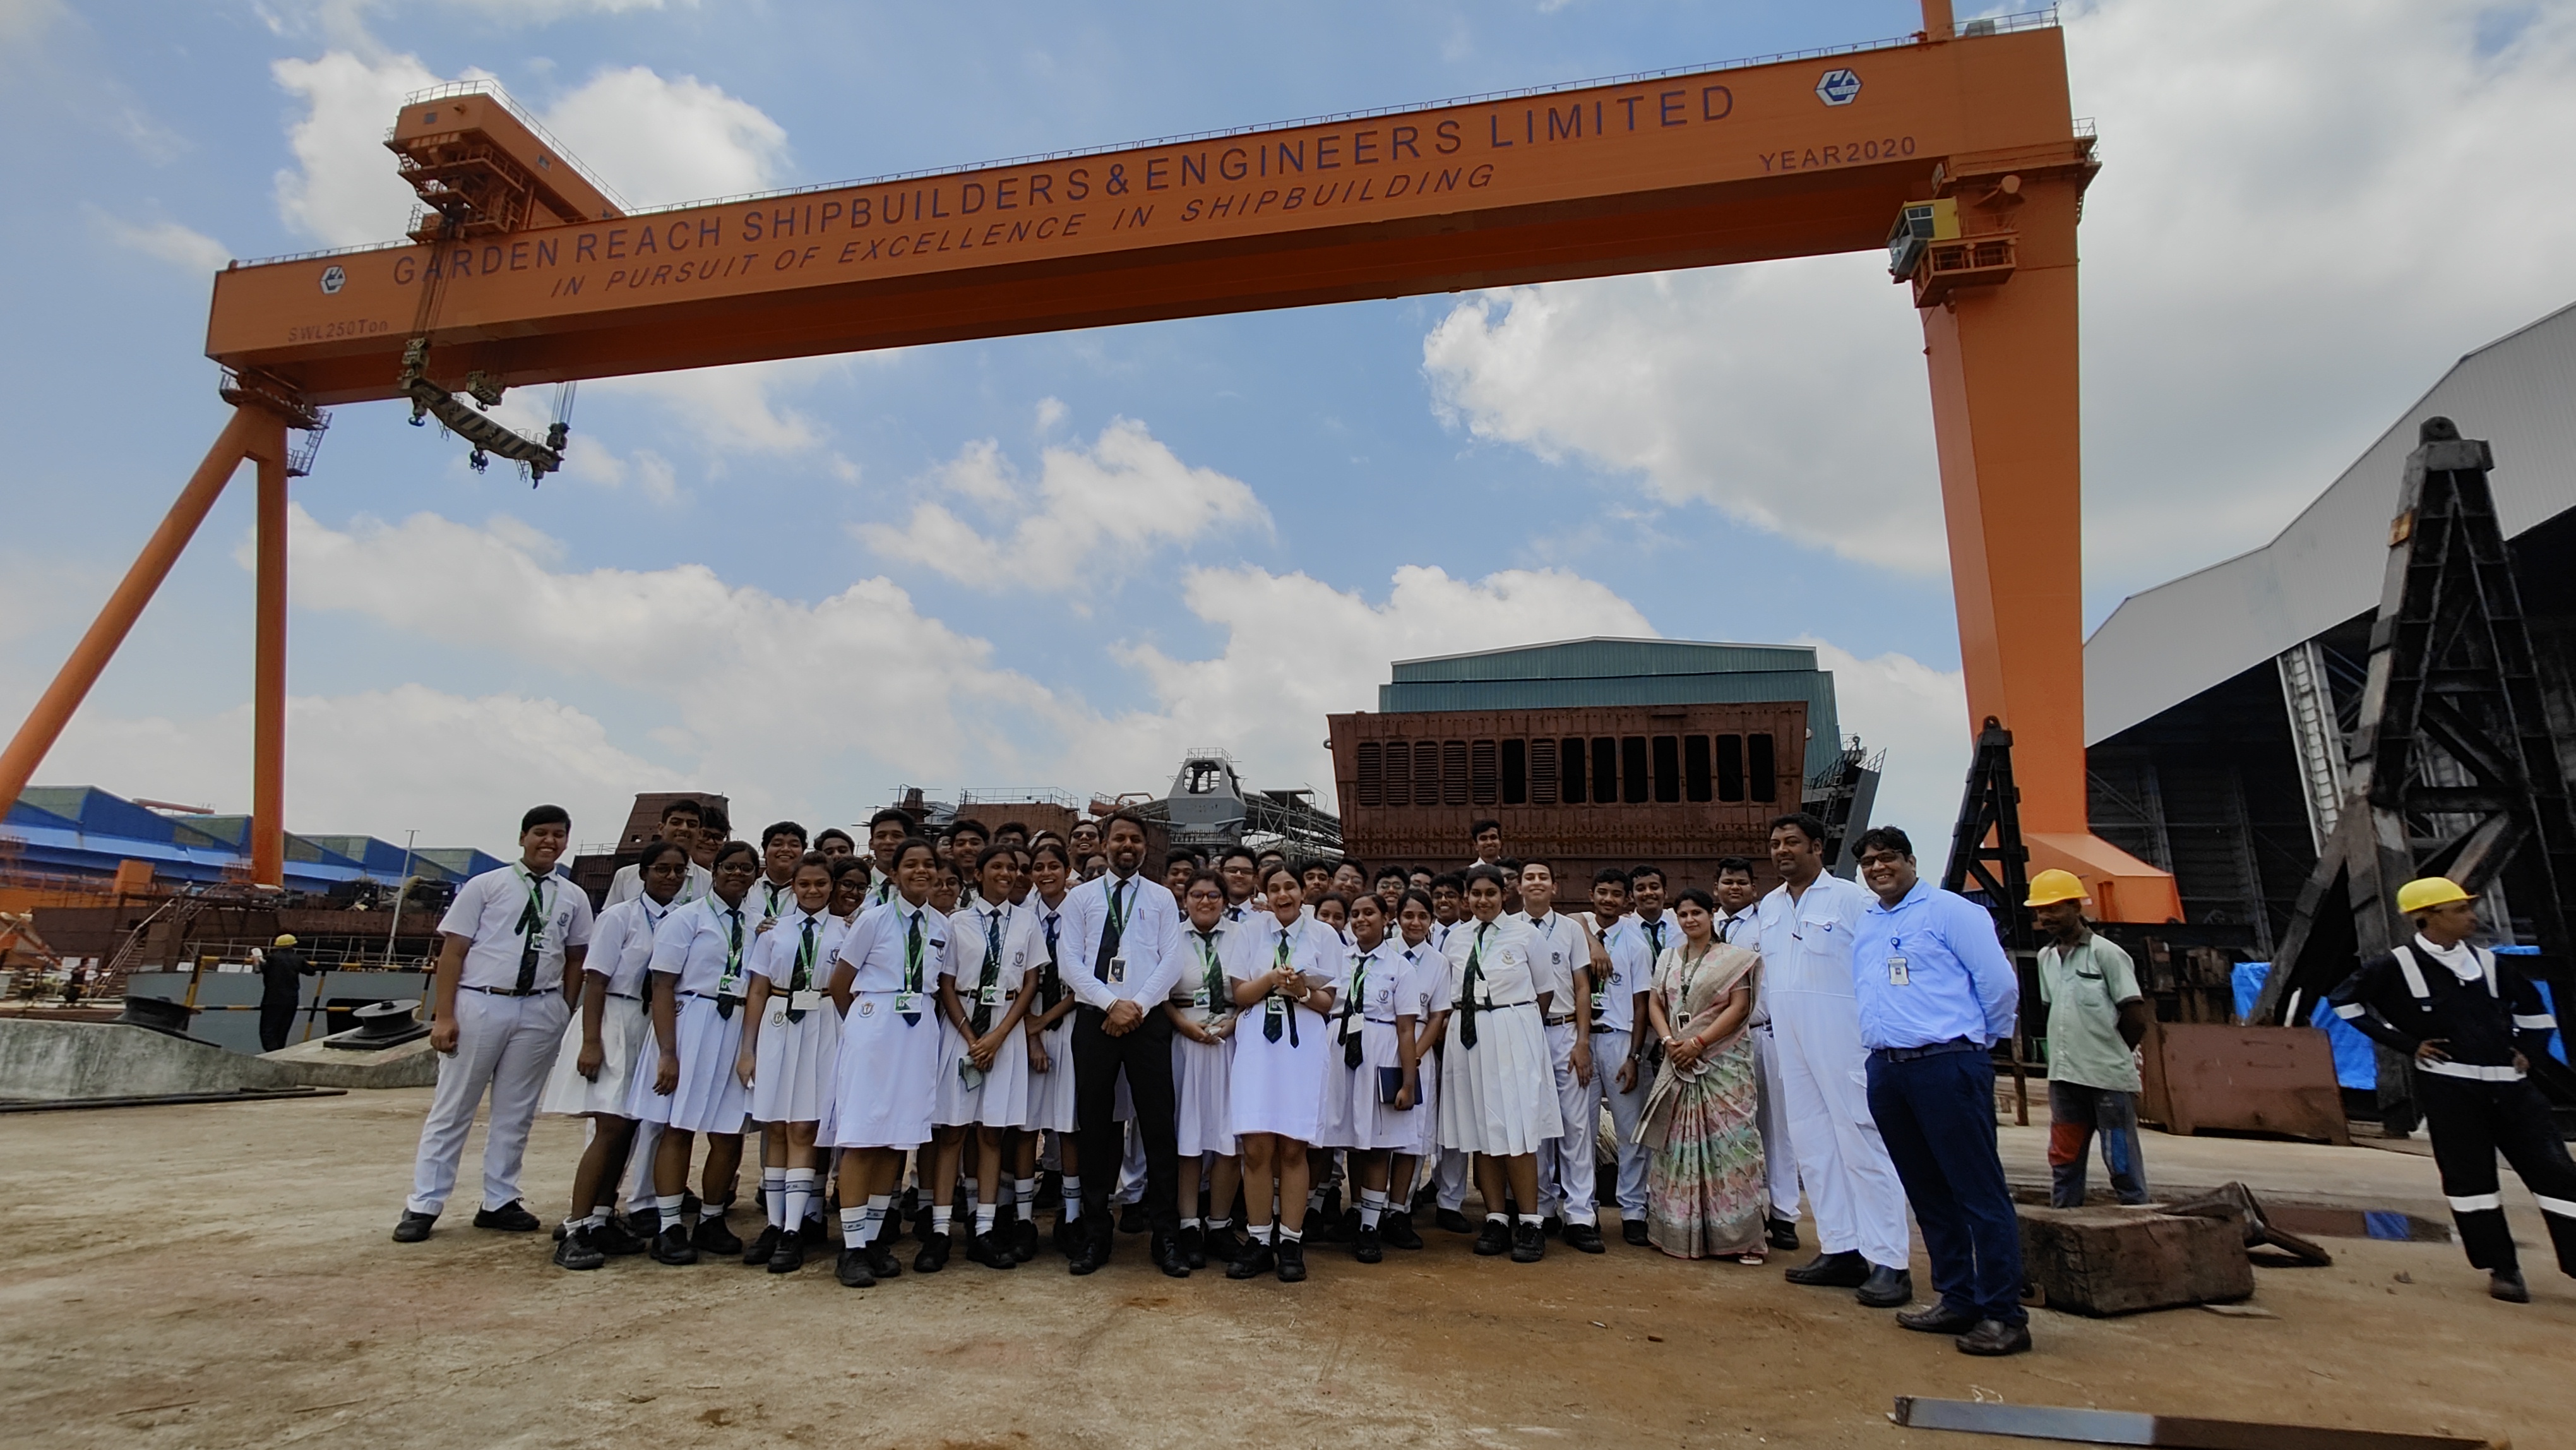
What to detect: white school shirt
<box><xmin>1344</xmin><ymin>939</ymin><xmax>1406</xmax><ymax>1023</ymax></box>
<box><xmin>1173</xmin><ymin>918</ymin><xmax>1242</xmax><ymax>1019</ymax></box>
<box><xmin>1752</xmin><ymin>875</ymin><xmax>1873</xmax><ymax>998</ymax></box>
<box><xmin>438</xmin><ymin>861</ymin><xmax>594</xmax><ymax>992</ymax></box>
<box><xmin>603</xmin><ymin>858</ymin><xmax>712</xmax><ymax>911</ymax></box>
<box><xmin>1057</xmin><ymin>871</ymin><xmax>1184</xmax><ymax>1010</ymax></box>
<box><xmin>1393</xmin><ymin>939</ymin><xmax>1445</xmax><ymax>1024</ymax></box>
<box><xmin>943</xmin><ymin>899</ymin><xmax>1037</xmax><ymax>1012</ymax></box>
<box><xmin>748</xmin><ymin>904</ymin><xmax>847</xmax><ymax>991</ymax></box>
<box><xmin>1227</xmin><ymin>911</ymin><xmax>1340</xmax><ymax>993</ymax></box>
<box><xmin>650</xmin><ymin>894</ymin><xmax>752</xmax><ymax>997</ymax></box>
<box><xmin>1594</xmin><ymin>915</ymin><xmax>1654</xmax><ymax>1035</ymax></box>
<box><xmin>746</xmin><ymin>873</ymin><xmax>799</xmax><ymax>929</ymax></box>
<box><xmin>865</xmin><ymin>870</ymin><xmax>901</xmax><ymax>909</ymax></box>
<box><xmin>585</xmin><ymin>894</ymin><xmax>676</xmax><ymax>998</ymax></box>
<box><xmin>1515</xmin><ymin>909</ymin><xmax>1589</xmax><ymax>1017</ymax></box>
<box><xmin>1434</xmin><ymin>915</ymin><xmax>1539</xmax><ymax>1012</ymax></box>
<box><xmin>837</xmin><ymin>896</ymin><xmax>950</xmax><ymax>995</ymax></box>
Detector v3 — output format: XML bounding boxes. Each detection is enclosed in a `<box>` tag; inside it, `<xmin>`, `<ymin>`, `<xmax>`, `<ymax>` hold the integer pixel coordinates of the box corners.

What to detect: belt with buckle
<box><xmin>1872</xmin><ymin>1036</ymin><xmax>1982</xmax><ymax>1062</ymax></box>
<box><xmin>462</xmin><ymin>983</ymin><xmax>551</xmax><ymax>998</ymax></box>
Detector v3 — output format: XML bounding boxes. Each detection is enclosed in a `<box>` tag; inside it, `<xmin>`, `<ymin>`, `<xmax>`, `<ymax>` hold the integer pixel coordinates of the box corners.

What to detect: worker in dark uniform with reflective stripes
<box><xmin>2329</xmin><ymin>876</ymin><xmax>2576</xmax><ymax>1303</ymax></box>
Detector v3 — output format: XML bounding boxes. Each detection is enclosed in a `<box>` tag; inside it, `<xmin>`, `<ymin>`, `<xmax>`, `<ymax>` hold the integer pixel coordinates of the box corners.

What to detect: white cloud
<box><xmin>856</xmin><ymin>417</ymin><xmax>1270</xmax><ymax>597</ymax></box>
<box><xmin>1804</xmin><ymin>638</ymin><xmax>1969</xmax><ymax>865</ymax></box>
<box><xmin>29</xmin><ymin>685</ymin><xmax>672</xmax><ymax>858</ymax></box>
<box><xmin>540</xmin><ymin>65</ymin><xmax>787</xmax><ymax>208</ymax></box>
<box><xmin>88</xmin><ymin>208</ymin><xmax>232</xmax><ymax>274</ymax></box>
<box><xmin>1422</xmin><ymin>258</ymin><xmax>1942</xmax><ymax>573</ymax></box>
<box><xmin>0</xmin><ymin>0</ymin><xmax>64</xmax><ymax>51</ymax></box>
<box><xmin>271</xmin><ymin>49</ymin><xmax>450</xmax><ymax>246</ymax></box>
<box><xmin>1068</xmin><ymin>563</ymin><xmax>1657</xmax><ymax>793</ymax></box>
<box><xmin>587</xmin><ymin>357</ymin><xmax>833</xmax><ymax>457</ymax></box>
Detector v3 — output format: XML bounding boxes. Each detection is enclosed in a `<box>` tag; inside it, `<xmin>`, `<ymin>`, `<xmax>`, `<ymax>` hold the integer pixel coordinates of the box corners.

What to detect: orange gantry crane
<box><xmin>0</xmin><ymin>1</ymin><xmax>2180</xmax><ymax>919</ymax></box>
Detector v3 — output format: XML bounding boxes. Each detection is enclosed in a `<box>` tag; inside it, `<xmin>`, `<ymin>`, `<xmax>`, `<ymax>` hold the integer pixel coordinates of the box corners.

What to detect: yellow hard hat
<box><xmin>2024</xmin><ymin>869</ymin><xmax>2087</xmax><ymax>908</ymax></box>
<box><xmin>273</xmin><ymin>933</ymin><xmax>298</xmax><ymax>947</ymax></box>
<box><xmin>2395</xmin><ymin>877</ymin><xmax>2472</xmax><ymax>916</ymax></box>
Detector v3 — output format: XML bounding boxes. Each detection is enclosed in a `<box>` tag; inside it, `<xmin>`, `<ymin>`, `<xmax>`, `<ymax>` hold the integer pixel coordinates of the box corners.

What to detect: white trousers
<box><xmin>1593</xmin><ymin>1028</ymin><xmax>1650</xmax><ymax>1218</ymax></box>
<box><xmin>1769</xmin><ymin>988</ymin><xmax>1909</xmax><ymax>1269</ymax></box>
<box><xmin>407</xmin><ymin>990</ymin><xmax>569</xmax><ymax>1216</ymax></box>
<box><xmin>1751</xmin><ymin>1022</ymin><xmax>1802</xmax><ymax>1222</ymax></box>
<box><xmin>1536</xmin><ymin>1021</ymin><xmax>1599</xmax><ymax>1225</ymax></box>
<box><xmin>1436</xmin><ymin>1146</ymin><xmax>1470</xmax><ymax>1211</ymax></box>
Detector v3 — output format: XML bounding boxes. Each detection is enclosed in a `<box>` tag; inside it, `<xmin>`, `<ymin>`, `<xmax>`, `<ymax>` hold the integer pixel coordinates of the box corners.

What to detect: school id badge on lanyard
<box><xmin>1887</xmin><ymin>934</ymin><xmax>1910</xmax><ymax>987</ymax></box>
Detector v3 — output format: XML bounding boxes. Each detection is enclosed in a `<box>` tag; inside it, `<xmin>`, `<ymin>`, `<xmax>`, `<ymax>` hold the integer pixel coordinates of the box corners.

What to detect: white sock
<box><xmin>1013</xmin><ymin>1176</ymin><xmax>1037</xmax><ymax>1210</ymax></box>
<box><xmin>839</xmin><ymin>1203</ymin><xmax>868</xmax><ymax>1244</ymax></box>
<box><xmin>1061</xmin><ymin>1177</ymin><xmax>1083</xmax><ymax>1221</ymax></box>
<box><xmin>1307</xmin><ymin>1188</ymin><xmax>1327</xmax><ymax>1215</ymax></box>
<box><xmin>1486</xmin><ymin>1211</ymin><xmax>1508</xmax><ymax>1226</ymax></box>
<box><xmin>861</xmin><ymin>1194</ymin><xmax>891</xmax><ymax>1245</ymax></box>
<box><xmin>655</xmin><ymin>1194</ymin><xmax>686</xmax><ymax>1229</ymax></box>
<box><xmin>1517</xmin><ymin>1213</ymin><xmax>1540</xmax><ymax>1230</ymax></box>
<box><xmin>1279</xmin><ymin>1223</ymin><xmax>1304</xmax><ymax>1243</ymax></box>
<box><xmin>1207</xmin><ymin>1216</ymin><xmax>1232</xmax><ymax>1233</ymax></box>
<box><xmin>974</xmin><ymin>1202</ymin><xmax>996</xmax><ymax>1234</ymax></box>
<box><xmin>1181</xmin><ymin>1216</ymin><xmax>1203</xmax><ymax>1231</ymax></box>
<box><xmin>763</xmin><ymin>1168</ymin><xmax>788</xmax><ymax>1228</ymax></box>
<box><xmin>1360</xmin><ymin>1189</ymin><xmax>1386</xmax><ymax>1230</ymax></box>
<box><xmin>931</xmin><ymin>1202</ymin><xmax>955</xmax><ymax>1236</ymax></box>
<box><xmin>784</xmin><ymin>1169</ymin><xmax>816</xmax><ymax>1231</ymax></box>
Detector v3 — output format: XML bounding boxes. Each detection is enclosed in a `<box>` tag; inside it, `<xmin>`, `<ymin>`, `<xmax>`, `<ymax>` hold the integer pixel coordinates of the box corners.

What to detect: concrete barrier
<box><xmin>259</xmin><ymin>1033</ymin><xmax>439</xmax><ymax>1089</ymax></box>
<box><xmin>0</xmin><ymin>1020</ymin><xmax>306</xmax><ymax>1101</ymax></box>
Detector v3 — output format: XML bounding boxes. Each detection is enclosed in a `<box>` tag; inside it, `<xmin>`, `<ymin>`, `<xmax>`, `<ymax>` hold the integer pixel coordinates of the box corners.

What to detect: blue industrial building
<box><xmin>4</xmin><ymin>786</ymin><xmax>500</xmax><ymax>892</ymax></box>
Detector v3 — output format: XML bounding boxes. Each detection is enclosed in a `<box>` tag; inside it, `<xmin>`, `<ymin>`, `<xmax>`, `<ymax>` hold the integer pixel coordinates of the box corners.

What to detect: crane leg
<box><xmin>250</xmin><ymin>414</ymin><xmax>293</xmax><ymax>888</ymax></box>
<box><xmin>0</xmin><ymin>409</ymin><xmax>266</xmax><ymax>820</ymax></box>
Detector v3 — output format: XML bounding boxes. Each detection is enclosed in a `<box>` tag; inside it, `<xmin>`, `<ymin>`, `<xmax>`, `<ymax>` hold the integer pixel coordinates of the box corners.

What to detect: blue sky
<box><xmin>4</xmin><ymin>0</ymin><xmax>2573</xmax><ymax>858</ymax></box>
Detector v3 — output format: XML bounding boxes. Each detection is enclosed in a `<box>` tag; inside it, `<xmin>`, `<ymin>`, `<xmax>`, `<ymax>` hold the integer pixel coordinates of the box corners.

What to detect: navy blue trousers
<box><xmin>1866</xmin><ymin>1047</ymin><xmax>2025</xmax><ymax>1326</ymax></box>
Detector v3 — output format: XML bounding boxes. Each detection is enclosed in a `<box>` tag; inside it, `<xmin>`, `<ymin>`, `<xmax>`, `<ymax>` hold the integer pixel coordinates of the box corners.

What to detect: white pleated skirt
<box><xmin>1172</xmin><ymin>1023</ymin><xmax>1236</xmax><ymax>1156</ymax></box>
<box><xmin>1025</xmin><ymin>1017</ymin><xmax>1077</xmax><ymax>1132</ymax></box>
<box><xmin>626</xmin><ymin>994</ymin><xmax>750</xmax><ymax>1135</ymax></box>
<box><xmin>1318</xmin><ymin>1019</ymin><xmax>1429</xmax><ymax>1153</ymax></box>
<box><xmin>539</xmin><ymin>995</ymin><xmax>647</xmax><ymax>1117</ymax></box>
<box><xmin>1438</xmin><ymin>1002</ymin><xmax>1561</xmax><ymax>1156</ymax></box>
<box><xmin>825</xmin><ymin>992</ymin><xmax>942</xmax><ymax>1149</ymax></box>
<box><xmin>748</xmin><ymin>996</ymin><xmax>840</xmax><ymax>1125</ymax></box>
<box><xmin>1227</xmin><ymin>1002</ymin><xmax>1331</xmax><ymax>1144</ymax></box>
<box><xmin>932</xmin><ymin>1013</ymin><xmax>1033</xmax><ymax>1129</ymax></box>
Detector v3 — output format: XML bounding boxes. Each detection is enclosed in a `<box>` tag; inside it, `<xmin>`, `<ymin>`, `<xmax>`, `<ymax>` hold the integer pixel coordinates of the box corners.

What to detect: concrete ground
<box><xmin>3</xmin><ymin>1090</ymin><xmax>2568</xmax><ymax>1449</ymax></box>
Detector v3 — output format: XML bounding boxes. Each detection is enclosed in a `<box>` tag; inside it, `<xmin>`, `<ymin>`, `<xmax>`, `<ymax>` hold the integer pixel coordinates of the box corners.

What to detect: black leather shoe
<box><xmin>1381</xmin><ymin>1211</ymin><xmax>1423</xmax><ymax>1250</ymax></box>
<box><xmin>650</xmin><ymin>1225</ymin><xmax>698</xmax><ymax>1266</ymax></box>
<box><xmin>835</xmin><ymin>1246</ymin><xmax>875</xmax><ymax>1287</ymax></box>
<box><xmin>1178</xmin><ymin>1224</ymin><xmax>1206</xmax><ymax>1269</ymax></box>
<box><xmin>967</xmin><ymin>1230</ymin><xmax>1017</xmax><ymax>1270</ymax></box>
<box><xmin>392</xmin><ymin>1211</ymin><xmax>436</xmax><ymax>1243</ymax></box>
<box><xmin>1897</xmin><ymin>1302</ymin><xmax>1980</xmax><ymax>1334</ymax></box>
<box><xmin>1540</xmin><ymin>1214</ymin><xmax>1563</xmax><ymax>1240</ymax></box>
<box><xmin>1856</xmin><ymin>1266</ymin><xmax>1914</xmax><ymax>1308</ymax></box>
<box><xmin>1068</xmin><ymin>1224</ymin><xmax>1112</xmax><ymax>1276</ymax></box>
<box><xmin>473</xmin><ymin>1200</ymin><xmax>541</xmax><ymax>1233</ymax></box>
<box><xmin>592</xmin><ymin>1215</ymin><xmax>647</xmax><ymax>1256</ymax></box>
<box><xmin>1206</xmin><ymin>1225</ymin><xmax>1247</xmax><ymax>1266</ymax></box>
<box><xmin>1621</xmin><ymin>1219</ymin><xmax>1650</xmax><ymax>1247</ymax></box>
<box><xmin>1052</xmin><ymin>1214</ymin><xmax>1080</xmax><ymax>1257</ymax></box>
<box><xmin>910</xmin><ymin>1204</ymin><xmax>934</xmax><ymax>1243</ymax></box>
<box><xmin>1437</xmin><ymin>1207</ymin><xmax>1474</xmax><ymax>1235</ymax></box>
<box><xmin>553</xmin><ymin>1227</ymin><xmax>605</xmax><ymax>1270</ymax></box>
<box><xmin>1276</xmin><ymin>1237</ymin><xmax>1307</xmax><ymax>1282</ymax></box>
<box><xmin>1155</xmin><ymin>1234</ymin><xmax>1192</xmax><ymax>1278</ymax></box>
<box><xmin>1227</xmin><ymin>1237</ymin><xmax>1276</xmax><ymax>1279</ymax></box>
<box><xmin>1564</xmin><ymin>1223</ymin><xmax>1606</xmax><ymax>1254</ymax></box>
<box><xmin>1010</xmin><ymin>1214</ymin><xmax>1039</xmax><ymax>1262</ymax></box>
<box><xmin>768</xmin><ymin>1230</ymin><xmax>806</xmax><ymax>1274</ymax></box>
<box><xmin>1330</xmin><ymin>1206</ymin><xmax>1360</xmax><ymax>1243</ymax></box>
<box><xmin>693</xmin><ymin>1209</ymin><xmax>742</xmax><ymax>1257</ymax></box>
<box><xmin>1354</xmin><ymin>1225</ymin><xmax>1383</xmax><ymax>1263</ymax></box>
<box><xmin>1766</xmin><ymin>1216</ymin><xmax>1801</xmax><ymax>1252</ymax></box>
<box><xmin>742</xmin><ymin>1224</ymin><xmax>781</xmax><ymax>1266</ymax></box>
<box><xmin>1474</xmin><ymin>1218</ymin><xmax>1511</xmax><ymax>1256</ymax></box>
<box><xmin>1119</xmin><ymin>1202</ymin><xmax>1150</xmax><ymax>1235</ymax></box>
<box><xmin>866</xmin><ymin>1238</ymin><xmax>903</xmax><ymax>1279</ymax></box>
<box><xmin>2492</xmin><ymin>1269</ymin><xmax>2532</xmax><ymax>1303</ymax></box>
<box><xmin>1955</xmin><ymin>1319</ymin><xmax>2034</xmax><ymax>1357</ymax></box>
<box><xmin>552</xmin><ymin>1219</ymin><xmax>568</xmax><ymax>1242</ymax></box>
<box><xmin>1784</xmin><ymin>1249</ymin><xmax>1868</xmax><ymax>1287</ymax></box>
<box><xmin>626</xmin><ymin>1206</ymin><xmax>660</xmax><ymax>1241</ymax></box>
<box><xmin>915</xmin><ymin>1230</ymin><xmax>952</xmax><ymax>1274</ymax></box>
<box><xmin>1511</xmin><ymin>1221</ymin><xmax>1546</xmax><ymax>1263</ymax></box>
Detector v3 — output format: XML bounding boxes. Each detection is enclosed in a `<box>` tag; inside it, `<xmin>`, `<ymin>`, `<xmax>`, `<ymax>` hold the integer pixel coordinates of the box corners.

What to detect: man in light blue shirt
<box><xmin>1848</xmin><ymin>825</ymin><xmax>2029</xmax><ymax>1358</ymax></box>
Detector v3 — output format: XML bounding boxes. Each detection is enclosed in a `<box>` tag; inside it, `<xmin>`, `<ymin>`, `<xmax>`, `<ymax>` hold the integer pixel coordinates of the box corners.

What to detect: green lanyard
<box><xmin>1195</xmin><ymin>929</ymin><xmax>1226</xmax><ymax>1010</ymax></box>
<box><xmin>785</xmin><ymin>914</ymin><xmax>819</xmax><ymax>1022</ymax></box>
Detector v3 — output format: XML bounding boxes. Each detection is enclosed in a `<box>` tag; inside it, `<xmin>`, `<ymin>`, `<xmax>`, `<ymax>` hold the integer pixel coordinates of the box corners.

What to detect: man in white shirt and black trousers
<box><xmin>395</xmin><ymin>805</ymin><xmax>594</xmax><ymax>1242</ymax></box>
<box><xmin>1057</xmin><ymin>811</ymin><xmax>1191</xmax><ymax>1278</ymax></box>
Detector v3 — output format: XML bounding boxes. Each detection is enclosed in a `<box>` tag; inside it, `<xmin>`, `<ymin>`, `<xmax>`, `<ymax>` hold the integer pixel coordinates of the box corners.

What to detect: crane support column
<box><xmin>0</xmin><ymin>410</ymin><xmax>264</xmax><ymax>817</ymax></box>
<box><xmin>250</xmin><ymin>414</ymin><xmax>293</xmax><ymax>887</ymax></box>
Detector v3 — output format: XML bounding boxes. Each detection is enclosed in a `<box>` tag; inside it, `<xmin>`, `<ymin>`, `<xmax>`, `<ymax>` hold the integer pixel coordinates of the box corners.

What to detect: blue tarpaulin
<box><xmin>2233</xmin><ymin>961</ymin><xmax>2380</xmax><ymax>1089</ymax></box>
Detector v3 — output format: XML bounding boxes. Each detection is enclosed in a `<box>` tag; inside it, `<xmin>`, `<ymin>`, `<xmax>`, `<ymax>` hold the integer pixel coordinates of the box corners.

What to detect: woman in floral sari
<box><xmin>1638</xmin><ymin>887</ymin><xmax>1767</xmax><ymax>1261</ymax></box>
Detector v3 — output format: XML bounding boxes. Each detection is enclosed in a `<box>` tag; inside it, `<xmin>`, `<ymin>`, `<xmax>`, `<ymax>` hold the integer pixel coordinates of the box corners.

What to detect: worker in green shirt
<box><xmin>2027</xmin><ymin>870</ymin><xmax>2150</xmax><ymax>1207</ymax></box>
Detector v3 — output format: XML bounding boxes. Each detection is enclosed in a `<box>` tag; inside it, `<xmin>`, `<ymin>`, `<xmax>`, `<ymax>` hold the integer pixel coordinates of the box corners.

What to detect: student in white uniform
<box><xmin>1430</xmin><ymin>863</ymin><xmax>1562</xmax><ymax>1264</ymax></box>
<box><xmin>824</xmin><ymin>838</ymin><xmax>948</xmax><ymax>1288</ymax></box>
<box><xmin>1426</xmin><ymin>871</ymin><xmax>1475</xmax><ymax>1233</ymax></box>
<box><xmin>1755</xmin><ymin>813</ymin><xmax>1912</xmax><ymax>1306</ymax></box>
<box><xmin>1712</xmin><ymin>856</ymin><xmax>1801</xmax><ymax>1252</ymax></box>
<box><xmin>1318</xmin><ymin>892</ymin><xmax>1426</xmax><ymax>1264</ymax></box>
<box><xmin>748</xmin><ymin>821</ymin><xmax>807</xmax><ymax>930</ymax></box>
<box><xmin>862</xmin><ymin>808</ymin><xmax>914</xmax><ymax>909</ymax></box>
<box><xmin>1379</xmin><ymin>888</ymin><xmax>1443</xmax><ymax>1250</ymax></box>
<box><xmin>1224</xmin><ymin>864</ymin><xmax>1340</xmax><ymax>1282</ymax></box>
<box><xmin>1517</xmin><ymin>860</ymin><xmax>1606</xmax><ymax>1254</ymax></box>
<box><xmin>732</xmin><ymin>851</ymin><xmax>844</xmax><ymax>1274</ymax></box>
<box><xmin>603</xmin><ymin>798</ymin><xmax>713</xmax><ymax>911</ymax></box>
<box><xmin>1019</xmin><ymin>841</ymin><xmax>1083</xmax><ymax>1261</ymax></box>
<box><xmin>543</xmin><ymin>839</ymin><xmax>686</xmax><ymax>1268</ymax></box>
<box><xmin>1584</xmin><ymin>868</ymin><xmax>1656</xmax><ymax>1247</ymax></box>
<box><xmin>629</xmin><ymin>841</ymin><xmax>762</xmax><ymax>1266</ymax></box>
<box><xmin>1167</xmin><ymin>870</ymin><xmax>1244</xmax><ymax>1268</ymax></box>
<box><xmin>828</xmin><ymin>854</ymin><xmax>873</xmax><ymax>926</ymax></box>
<box><xmin>393</xmin><ymin>805</ymin><xmax>594</xmax><ymax>1244</ymax></box>
<box><xmin>926</xmin><ymin>844</ymin><xmax>1039</xmax><ymax>1272</ymax></box>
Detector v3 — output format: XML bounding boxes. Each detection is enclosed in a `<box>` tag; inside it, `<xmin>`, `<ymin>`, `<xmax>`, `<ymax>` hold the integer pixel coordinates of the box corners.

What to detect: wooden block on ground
<box><xmin>2018</xmin><ymin>1204</ymin><xmax>2253</xmax><ymax>1316</ymax></box>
